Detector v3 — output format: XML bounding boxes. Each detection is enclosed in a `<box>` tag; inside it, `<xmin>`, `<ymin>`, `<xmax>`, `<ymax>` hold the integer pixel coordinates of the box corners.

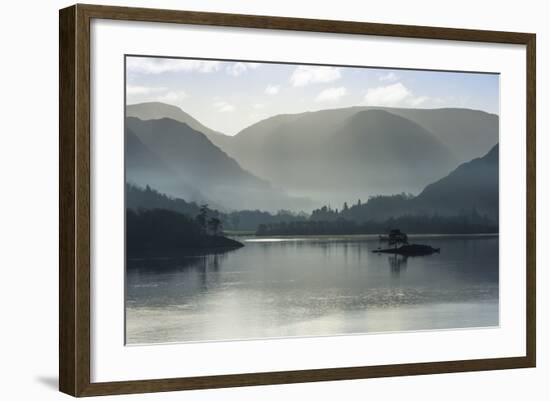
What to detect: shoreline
<box><xmin>238</xmin><ymin>233</ymin><xmax>499</xmax><ymax>240</ymax></box>
<box><xmin>127</xmin><ymin>235</ymin><xmax>244</xmax><ymax>260</ymax></box>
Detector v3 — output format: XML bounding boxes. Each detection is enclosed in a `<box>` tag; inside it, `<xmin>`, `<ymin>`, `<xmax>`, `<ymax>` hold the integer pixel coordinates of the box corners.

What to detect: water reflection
<box><xmin>126</xmin><ymin>235</ymin><xmax>499</xmax><ymax>344</ymax></box>
<box><xmin>127</xmin><ymin>253</ymin><xmax>229</xmax><ymax>305</ymax></box>
<box><xmin>128</xmin><ymin>252</ymin><xmax>228</xmax><ymax>272</ymax></box>
<box><xmin>388</xmin><ymin>254</ymin><xmax>408</xmax><ymax>275</ymax></box>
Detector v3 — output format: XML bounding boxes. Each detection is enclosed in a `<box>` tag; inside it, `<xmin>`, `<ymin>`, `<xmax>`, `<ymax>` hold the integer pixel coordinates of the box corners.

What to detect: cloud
<box><xmin>408</xmin><ymin>95</ymin><xmax>429</xmax><ymax>107</ymax></box>
<box><xmin>364</xmin><ymin>82</ymin><xmax>429</xmax><ymax>107</ymax></box>
<box><xmin>315</xmin><ymin>87</ymin><xmax>347</xmax><ymax>103</ymax></box>
<box><xmin>126</xmin><ymin>85</ymin><xmax>167</xmax><ymax>96</ymax></box>
<box><xmin>126</xmin><ymin>86</ymin><xmax>188</xmax><ymax>107</ymax></box>
<box><xmin>378</xmin><ymin>72</ymin><xmax>399</xmax><ymax>82</ymax></box>
<box><xmin>156</xmin><ymin>90</ymin><xmax>188</xmax><ymax>104</ymax></box>
<box><xmin>214</xmin><ymin>100</ymin><xmax>235</xmax><ymax>112</ymax></box>
<box><xmin>265</xmin><ymin>84</ymin><xmax>280</xmax><ymax>95</ymax></box>
<box><xmin>226</xmin><ymin>62</ymin><xmax>261</xmax><ymax>76</ymax></box>
<box><xmin>290</xmin><ymin>66</ymin><xmax>341</xmax><ymax>87</ymax></box>
<box><xmin>127</xmin><ymin>57</ymin><xmax>221</xmax><ymax>74</ymax></box>
<box><xmin>252</xmin><ymin>103</ymin><xmax>265</xmax><ymax>109</ymax></box>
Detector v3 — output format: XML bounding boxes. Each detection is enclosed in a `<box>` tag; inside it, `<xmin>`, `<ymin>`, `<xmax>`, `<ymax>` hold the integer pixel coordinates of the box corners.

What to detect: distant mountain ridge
<box><xmin>333</xmin><ymin>143</ymin><xmax>499</xmax><ymax>222</ymax></box>
<box><xmin>127</xmin><ymin>116</ymin><xmax>264</xmax><ymax>188</ymax></box>
<box><xmin>126</xmin><ymin>102</ymin><xmax>499</xmax><ymax>212</ymax></box>
<box><xmin>125</xmin><ymin>127</ymin><xmax>207</xmax><ymax>202</ymax></box>
<box><xmin>126</xmin><ymin>102</ymin><xmax>232</xmax><ymax>150</ymax></box>
<box><xmin>127</xmin><ymin>103</ymin><xmax>498</xmax><ymax>162</ymax></box>
<box><xmin>414</xmin><ymin>143</ymin><xmax>499</xmax><ymax>220</ymax></box>
<box><xmin>374</xmin><ymin>107</ymin><xmax>499</xmax><ymax>162</ymax></box>
<box><xmin>222</xmin><ymin>108</ymin><xmax>460</xmax><ymax>204</ymax></box>
<box><xmin>125</xmin><ymin>116</ymin><xmax>312</xmax><ymax>212</ymax></box>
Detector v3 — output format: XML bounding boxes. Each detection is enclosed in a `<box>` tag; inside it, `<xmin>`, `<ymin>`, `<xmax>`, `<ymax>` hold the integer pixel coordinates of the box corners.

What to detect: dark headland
<box><xmin>126</xmin><ymin>208</ymin><xmax>243</xmax><ymax>259</ymax></box>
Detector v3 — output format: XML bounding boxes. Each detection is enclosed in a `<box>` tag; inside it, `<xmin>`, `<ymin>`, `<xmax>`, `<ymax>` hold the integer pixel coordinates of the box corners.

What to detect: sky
<box><xmin>126</xmin><ymin>56</ymin><xmax>499</xmax><ymax>136</ymax></box>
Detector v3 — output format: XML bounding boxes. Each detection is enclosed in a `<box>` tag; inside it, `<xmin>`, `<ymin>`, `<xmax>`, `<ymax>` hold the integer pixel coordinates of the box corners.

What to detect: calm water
<box><xmin>126</xmin><ymin>235</ymin><xmax>499</xmax><ymax>344</ymax></box>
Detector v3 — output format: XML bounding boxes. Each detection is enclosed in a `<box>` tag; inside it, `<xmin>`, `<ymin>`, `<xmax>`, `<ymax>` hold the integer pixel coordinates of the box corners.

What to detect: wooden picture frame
<box><xmin>59</xmin><ymin>3</ymin><xmax>536</xmax><ymax>397</ymax></box>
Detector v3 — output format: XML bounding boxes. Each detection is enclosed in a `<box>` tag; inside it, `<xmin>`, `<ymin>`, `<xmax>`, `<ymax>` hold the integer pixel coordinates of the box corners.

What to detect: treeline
<box><xmin>257</xmin><ymin>212</ymin><xmax>497</xmax><ymax>236</ymax></box>
<box><xmin>225</xmin><ymin>209</ymin><xmax>307</xmax><ymax>231</ymax></box>
<box><xmin>310</xmin><ymin>192</ymin><xmax>497</xmax><ymax>226</ymax></box>
<box><xmin>127</xmin><ymin>183</ymin><xmax>498</xmax><ymax>236</ymax></box>
<box><xmin>127</xmin><ymin>183</ymin><xmax>201</xmax><ymax>217</ymax></box>
<box><xmin>310</xmin><ymin>193</ymin><xmax>416</xmax><ymax>222</ymax></box>
<box><xmin>126</xmin><ymin>208</ymin><xmax>242</xmax><ymax>257</ymax></box>
<box><xmin>126</xmin><ymin>183</ymin><xmax>306</xmax><ymax>231</ymax></box>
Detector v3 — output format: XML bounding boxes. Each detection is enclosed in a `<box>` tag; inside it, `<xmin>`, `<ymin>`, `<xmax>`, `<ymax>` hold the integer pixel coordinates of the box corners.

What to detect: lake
<box><xmin>126</xmin><ymin>234</ymin><xmax>499</xmax><ymax>344</ymax></box>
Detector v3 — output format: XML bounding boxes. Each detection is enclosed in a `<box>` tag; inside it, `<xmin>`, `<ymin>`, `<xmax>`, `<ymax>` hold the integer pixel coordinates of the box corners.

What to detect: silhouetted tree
<box><xmin>208</xmin><ymin>217</ymin><xmax>222</xmax><ymax>236</ymax></box>
<box><xmin>196</xmin><ymin>204</ymin><xmax>210</xmax><ymax>233</ymax></box>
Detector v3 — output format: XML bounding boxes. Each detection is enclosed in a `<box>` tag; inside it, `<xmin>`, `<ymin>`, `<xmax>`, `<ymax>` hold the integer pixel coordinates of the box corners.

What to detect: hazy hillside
<box><xmin>126</xmin><ymin>128</ymin><xmax>205</xmax><ymax>202</ymax></box>
<box><xmin>377</xmin><ymin>107</ymin><xmax>499</xmax><ymax>162</ymax></box>
<box><xmin>126</xmin><ymin>127</ymin><xmax>169</xmax><ymax>181</ymax></box>
<box><xmin>125</xmin><ymin>142</ymin><xmax>498</xmax><ymax>234</ymax></box>
<box><xmin>414</xmin><ymin>143</ymin><xmax>499</xmax><ymax>220</ymax></box>
<box><xmin>126</xmin><ymin>102</ymin><xmax>233</xmax><ymax>150</ymax></box>
<box><xmin>126</xmin><ymin>117</ymin><xmax>312</xmax><ymax>212</ymax></box>
<box><xmin>335</xmin><ymin>143</ymin><xmax>499</xmax><ymax>222</ymax></box>
<box><xmin>125</xmin><ymin>183</ymin><xmax>308</xmax><ymax>232</ymax></box>
<box><xmin>229</xmin><ymin>106</ymin><xmax>498</xmax><ymax>162</ymax></box>
<box><xmin>127</xmin><ymin>103</ymin><xmax>498</xmax><ymax>166</ymax></box>
<box><xmin>226</xmin><ymin>109</ymin><xmax>458</xmax><ymax>204</ymax></box>
<box><xmin>125</xmin><ymin>102</ymin><xmax>498</xmax><ymax>210</ymax></box>
<box><xmin>334</xmin><ymin>109</ymin><xmax>457</xmax><ymax>191</ymax></box>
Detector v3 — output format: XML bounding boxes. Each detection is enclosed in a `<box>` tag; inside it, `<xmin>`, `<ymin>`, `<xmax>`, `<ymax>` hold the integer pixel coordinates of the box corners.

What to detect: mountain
<box><xmin>413</xmin><ymin>143</ymin><xmax>499</xmax><ymax>220</ymax></box>
<box><xmin>126</xmin><ymin>117</ymin><xmax>312</xmax><ymax>212</ymax></box>
<box><xmin>225</xmin><ymin>109</ymin><xmax>458</xmax><ymax>205</ymax></box>
<box><xmin>228</xmin><ymin>106</ymin><xmax>498</xmax><ymax>162</ymax></box>
<box><xmin>125</xmin><ymin>126</ymin><xmax>207</xmax><ymax>202</ymax></box>
<box><xmin>126</xmin><ymin>127</ymin><xmax>169</xmax><ymax>181</ymax></box>
<box><xmin>126</xmin><ymin>103</ymin><xmax>498</xmax><ymax>168</ymax></box>
<box><xmin>126</xmin><ymin>102</ymin><xmax>232</xmax><ymax>150</ymax></box>
<box><xmin>336</xmin><ymin>144</ymin><xmax>499</xmax><ymax>222</ymax></box>
<box><xmin>377</xmin><ymin>107</ymin><xmax>499</xmax><ymax>162</ymax></box>
<box><xmin>333</xmin><ymin>109</ymin><xmax>457</xmax><ymax>190</ymax></box>
<box><xmin>126</xmin><ymin>102</ymin><xmax>499</xmax><ymax>209</ymax></box>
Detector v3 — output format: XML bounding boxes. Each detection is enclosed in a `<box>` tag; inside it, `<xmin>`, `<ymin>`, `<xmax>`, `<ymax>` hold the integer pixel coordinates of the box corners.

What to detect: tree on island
<box><xmin>194</xmin><ymin>204</ymin><xmax>223</xmax><ymax>235</ymax></box>
<box><xmin>208</xmin><ymin>216</ymin><xmax>222</xmax><ymax>236</ymax></box>
<box><xmin>196</xmin><ymin>204</ymin><xmax>210</xmax><ymax>233</ymax></box>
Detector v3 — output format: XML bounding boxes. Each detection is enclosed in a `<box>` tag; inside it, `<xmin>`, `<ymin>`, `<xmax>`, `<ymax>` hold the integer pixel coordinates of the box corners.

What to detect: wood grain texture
<box><xmin>59</xmin><ymin>3</ymin><xmax>537</xmax><ymax>397</ymax></box>
<box><xmin>78</xmin><ymin>357</ymin><xmax>533</xmax><ymax>396</ymax></box>
<box><xmin>525</xmin><ymin>34</ymin><xmax>536</xmax><ymax>367</ymax></box>
<box><xmin>59</xmin><ymin>5</ymin><xmax>76</xmax><ymax>396</ymax></box>
<box><xmin>78</xmin><ymin>3</ymin><xmax>533</xmax><ymax>43</ymax></box>
<box><xmin>59</xmin><ymin>4</ymin><xmax>92</xmax><ymax>396</ymax></box>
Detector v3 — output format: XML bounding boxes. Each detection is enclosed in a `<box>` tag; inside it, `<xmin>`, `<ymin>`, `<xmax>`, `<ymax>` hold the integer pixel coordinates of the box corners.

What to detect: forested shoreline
<box><xmin>256</xmin><ymin>213</ymin><xmax>497</xmax><ymax>236</ymax></box>
<box><xmin>126</xmin><ymin>183</ymin><xmax>498</xmax><ymax>247</ymax></box>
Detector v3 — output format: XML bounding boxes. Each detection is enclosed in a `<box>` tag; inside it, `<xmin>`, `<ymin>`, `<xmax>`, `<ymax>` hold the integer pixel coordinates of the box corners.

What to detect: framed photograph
<box><xmin>59</xmin><ymin>4</ymin><xmax>536</xmax><ymax>397</ymax></box>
